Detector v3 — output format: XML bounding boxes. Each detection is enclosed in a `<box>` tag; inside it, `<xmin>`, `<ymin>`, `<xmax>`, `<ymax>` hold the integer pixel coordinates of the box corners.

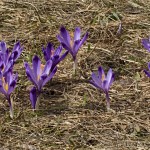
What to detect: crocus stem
<box><xmin>73</xmin><ymin>59</ymin><xmax>77</xmax><ymax>76</ymax></box>
<box><xmin>105</xmin><ymin>92</ymin><xmax>110</xmax><ymax>111</ymax></box>
<box><xmin>8</xmin><ymin>96</ymin><xmax>14</xmax><ymax>119</ymax></box>
<box><xmin>35</xmin><ymin>93</ymin><xmax>41</xmax><ymax>110</ymax></box>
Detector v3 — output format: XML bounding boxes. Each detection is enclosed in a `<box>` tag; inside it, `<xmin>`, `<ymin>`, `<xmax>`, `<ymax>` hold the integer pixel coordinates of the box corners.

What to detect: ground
<box><xmin>0</xmin><ymin>0</ymin><xmax>150</xmax><ymax>149</ymax></box>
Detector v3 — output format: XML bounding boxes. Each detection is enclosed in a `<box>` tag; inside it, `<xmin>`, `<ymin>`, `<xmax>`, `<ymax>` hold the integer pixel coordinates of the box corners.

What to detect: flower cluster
<box><xmin>4</xmin><ymin>26</ymin><xmax>150</xmax><ymax>118</ymax></box>
<box><xmin>0</xmin><ymin>41</ymin><xmax>23</xmax><ymax>118</ymax></box>
<box><xmin>23</xmin><ymin>26</ymin><xmax>88</xmax><ymax>111</ymax></box>
<box><xmin>0</xmin><ymin>26</ymin><xmax>116</xmax><ymax>117</ymax></box>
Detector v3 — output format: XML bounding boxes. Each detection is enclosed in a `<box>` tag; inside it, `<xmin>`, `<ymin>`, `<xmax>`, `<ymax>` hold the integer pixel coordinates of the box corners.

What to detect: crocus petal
<box><xmin>13</xmin><ymin>46</ymin><xmax>23</xmax><ymax>61</ymax></box>
<box><xmin>42</xmin><ymin>50</ymin><xmax>49</xmax><ymax>61</ymax></box>
<box><xmin>6</xmin><ymin>71</ymin><xmax>12</xmax><ymax>84</ymax></box>
<box><xmin>3</xmin><ymin>60</ymin><xmax>14</xmax><ymax>76</ymax></box>
<box><xmin>4</xmin><ymin>49</ymin><xmax>10</xmax><ymax>64</ymax></box>
<box><xmin>24</xmin><ymin>62</ymin><xmax>34</xmax><ymax>76</ymax></box>
<box><xmin>24</xmin><ymin>62</ymin><xmax>36</xmax><ymax>83</ymax></box>
<box><xmin>61</xmin><ymin>42</ymin><xmax>72</xmax><ymax>52</ymax></box>
<box><xmin>46</xmin><ymin>43</ymin><xmax>53</xmax><ymax>52</ymax></box>
<box><xmin>54</xmin><ymin>46</ymin><xmax>62</xmax><ymax>56</ymax></box>
<box><xmin>90</xmin><ymin>80</ymin><xmax>101</xmax><ymax>89</ymax></box>
<box><xmin>5</xmin><ymin>71</ymin><xmax>11</xmax><ymax>83</ymax></box>
<box><xmin>58</xmin><ymin>50</ymin><xmax>69</xmax><ymax>62</ymax></box>
<box><xmin>74</xmin><ymin>27</ymin><xmax>81</xmax><ymax>41</ymax></box>
<box><xmin>26</xmin><ymin>70</ymin><xmax>38</xmax><ymax>87</ymax></box>
<box><xmin>38</xmin><ymin>74</ymin><xmax>48</xmax><ymax>91</ymax></box>
<box><xmin>91</xmin><ymin>72</ymin><xmax>101</xmax><ymax>88</ymax></box>
<box><xmin>51</xmin><ymin>55</ymin><xmax>59</xmax><ymax>68</ymax></box>
<box><xmin>109</xmin><ymin>72</ymin><xmax>115</xmax><ymax>87</ymax></box>
<box><xmin>60</xmin><ymin>43</ymin><xmax>74</xmax><ymax>61</ymax></box>
<box><xmin>0</xmin><ymin>62</ymin><xmax>4</xmax><ymax>72</ymax></box>
<box><xmin>73</xmin><ymin>40</ymin><xmax>81</xmax><ymax>54</ymax></box>
<box><xmin>13</xmin><ymin>42</ymin><xmax>21</xmax><ymax>52</ymax></box>
<box><xmin>60</xmin><ymin>26</ymin><xmax>71</xmax><ymax>47</ymax></box>
<box><xmin>78</xmin><ymin>32</ymin><xmax>88</xmax><ymax>49</ymax></box>
<box><xmin>0</xmin><ymin>41</ymin><xmax>7</xmax><ymax>53</ymax></box>
<box><xmin>30</xmin><ymin>87</ymin><xmax>37</xmax><ymax>109</ymax></box>
<box><xmin>52</xmin><ymin>55</ymin><xmax>59</xmax><ymax>62</ymax></box>
<box><xmin>10</xmin><ymin>51</ymin><xmax>18</xmax><ymax>61</ymax></box>
<box><xmin>144</xmin><ymin>70</ymin><xmax>150</xmax><ymax>78</ymax></box>
<box><xmin>142</xmin><ymin>38</ymin><xmax>150</xmax><ymax>52</ymax></box>
<box><xmin>57</xmin><ymin>35</ymin><xmax>65</xmax><ymax>44</ymax></box>
<box><xmin>42</xmin><ymin>59</ymin><xmax>52</xmax><ymax>75</ymax></box>
<box><xmin>98</xmin><ymin>66</ymin><xmax>105</xmax><ymax>81</ymax></box>
<box><xmin>0</xmin><ymin>79</ymin><xmax>3</xmax><ymax>86</ymax></box>
<box><xmin>42</xmin><ymin>67</ymin><xmax>57</xmax><ymax>87</ymax></box>
<box><xmin>12</xmin><ymin>42</ymin><xmax>23</xmax><ymax>61</ymax></box>
<box><xmin>105</xmin><ymin>68</ymin><xmax>114</xmax><ymax>90</ymax></box>
<box><xmin>102</xmin><ymin>80</ymin><xmax>109</xmax><ymax>92</ymax></box>
<box><xmin>8</xmin><ymin>80</ymin><xmax>16</xmax><ymax>95</ymax></box>
<box><xmin>9</xmin><ymin>72</ymin><xmax>18</xmax><ymax>85</ymax></box>
<box><xmin>42</xmin><ymin>43</ymin><xmax>53</xmax><ymax>61</ymax></box>
<box><xmin>50</xmin><ymin>57</ymin><xmax>59</xmax><ymax>71</ymax></box>
<box><xmin>148</xmin><ymin>62</ymin><xmax>150</xmax><ymax>70</ymax></box>
<box><xmin>32</xmin><ymin>55</ymin><xmax>41</xmax><ymax>79</ymax></box>
<box><xmin>0</xmin><ymin>72</ymin><xmax>2</xmax><ymax>79</ymax></box>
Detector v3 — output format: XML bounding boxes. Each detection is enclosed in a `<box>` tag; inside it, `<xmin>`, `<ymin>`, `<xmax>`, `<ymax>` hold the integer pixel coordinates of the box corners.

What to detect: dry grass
<box><xmin>0</xmin><ymin>0</ymin><xmax>150</xmax><ymax>149</ymax></box>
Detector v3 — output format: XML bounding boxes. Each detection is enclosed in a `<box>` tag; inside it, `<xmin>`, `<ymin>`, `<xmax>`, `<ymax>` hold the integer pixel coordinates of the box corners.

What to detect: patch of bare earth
<box><xmin>0</xmin><ymin>0</ymin><xmax>150</xmax><ymax>149</ymax></box>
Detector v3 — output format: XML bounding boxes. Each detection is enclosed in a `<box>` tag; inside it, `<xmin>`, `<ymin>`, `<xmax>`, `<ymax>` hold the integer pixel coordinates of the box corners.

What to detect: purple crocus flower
<box><xmin>142</xmin><ymin>37</ymin><xmax>150</xmax><ymax>52</ymax></box>
<box><xmin>0</xmin><ymin>41</ymin><xmax>23</xmax><ymax>76</ymax></box>
<box><xmin>144</xmin><ymin>62</ymin><xmax>150</xmax><ymax>78</ymax></box>
<box><xmin>0</xmin><ymin>41</ymin><xmax>23</xmax><ymax>62</ymax></box>
<box><xmin>90</xmin><ymin>66</ymin><xmax>114</xmax><ymax>111</ymax></box>
<box><xmin>0</xmin><ymin>49</ymin><xmax>14</xmax><ymax>76</ymax></box>
<box><xmin>10</xmin><ymin>41</ymin><xmax>24</xmax><ymax>62</ymax></box>
<box><xmin>0</xmin><ymin>71</ymin><xmax>18</xmax><ymax>118</ymax></box>
<box><xmin>0</xmin><ymin>46</ymin><xmax>10</xmax><ymax>64</ymax></box>
<box><xmin>42</xmin><ymin>42</ymin><xmax>68</xmax><ymax>70</ymax></box>
<box><xmin>24</xmin><ymin>55</ymin><xmax>57</xmax><ymax>109</ymax></box>
<box><xmin>57</xmin><ymin>26</ymin><xmax>88</xmax><ymax>73</ymax></box>
<box><xmin>24</xmin><ymin>55</ymin><xmax>57</xmax><ymax>92</ymax></box>
<box><xmin>0</xmin><ymin>59</ymin><xmax>14</xmax><ymax>76</ymax></box>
